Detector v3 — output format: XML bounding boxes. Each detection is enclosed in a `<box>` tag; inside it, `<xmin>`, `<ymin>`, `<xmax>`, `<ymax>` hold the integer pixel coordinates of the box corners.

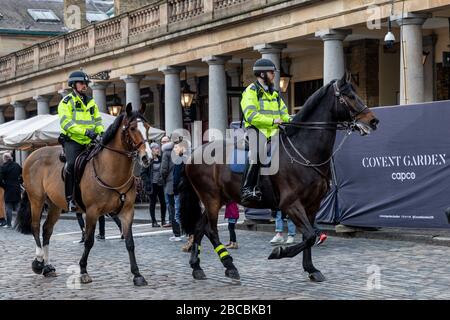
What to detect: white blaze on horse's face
<box><xmin>137</xmin><ymin>120</ymin><xmax>151</xmax><ymax>168</ymax></box>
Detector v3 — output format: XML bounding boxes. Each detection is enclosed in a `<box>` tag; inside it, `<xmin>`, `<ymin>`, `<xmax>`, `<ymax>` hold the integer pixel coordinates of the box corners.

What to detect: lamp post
<box><xmin>279</xmin><ymin>55</ymin><xmax>292</xmax><ymax>93</ymax></box>
<box><xmin>181</xmin><ymin>67</ymin><xmax>196</xmax><ymax>108</ymax></box>
<box><xmin>108</xmin><ymin>84</ymin><xmax>122</xmax><ymax>116</ymax></box>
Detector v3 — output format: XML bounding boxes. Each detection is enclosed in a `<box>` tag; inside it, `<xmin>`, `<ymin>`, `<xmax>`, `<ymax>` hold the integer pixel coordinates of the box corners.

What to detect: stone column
<box><xmin>394</xmin><ymin>13</ymin><xmax>430</xmax><ymax>104</ymax></box>
<box><xmin>202</xmin><ymin>55</ymin><xmax>231</xmax><ymax>141</ymax></box>
<box><xmin>254</xmin><ymin>43</ymin><xmax>286</xmax><ymax>91</ymax></box>
<box><xmin>90</xmin><ymin>82</ymin><xmax>109</xmax><ymax>113</ymax></box>
<box><xmin>11</xmin><ymin>101</ymin><xmax>27</xmax><ymax>164</ymax></box>
<box><xmin>0</xmin><ymin>108</ymin><xmax>5</xmax><ymax>124</ymax></box>
<box><xmin>150</xmin><ymin>84</ymin><xmax>162</xmax><ymax>128</ymax></box>
<box><xmin>227</xmin><ymin>68</ymin><xmax>241</xmax><ymax>122</ymax></box>
<box><xmin>33</xmin><ymin>95</ymin><xmax>52</xmax><ymax>115</ymax></box>
<box><xmin>12</xmin><ymin>101</ymin><xmax>27</xmax><ymax>120</ymax></box>
<box><xmin>158</xmin><ymin>66</ymin><xmax>183</xmax><ymax>135</ymax></box>
<box><xmin>120</xmin><ymin>75</ymin><xmax>144</xmax><ymax>111</ymax></box>
<box><xmin>315</xmin><ymin>29</ymin><xmax>352</xmax><ymax>84</ymax></box>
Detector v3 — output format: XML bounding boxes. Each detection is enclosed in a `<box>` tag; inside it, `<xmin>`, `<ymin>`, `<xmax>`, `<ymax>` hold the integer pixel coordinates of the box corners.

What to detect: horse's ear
<box><xmin>126</xmin><ymin>103</ymin><xmax>132</xmax><ymax>117</ymax></box>
<box><xmin>139</xmin><ymin>102</ymin><xmax>146</xmax><ymax>115</ymax></box>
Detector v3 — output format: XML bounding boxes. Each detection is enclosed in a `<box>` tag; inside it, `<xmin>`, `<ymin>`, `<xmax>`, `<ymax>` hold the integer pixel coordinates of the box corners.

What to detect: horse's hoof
<box><xmin>309</xmin><ymin>271</ymin><xmax>326</xmax><ymax>282</ymax></box>
<box><xmin>133</xmin><ymin>276</ymin><xmax>148</xmax><ymax>287</ymax></box>
<box><xmin>225</xmin><ymin>268</ymin><xmax>240</xmax><ymax>281</ymax></box>
<box><xmin>31</xmin><ymin>259</ymin><xmax>45</xmax><ymax>275</ymax></box>
<box><xmin>192</xmin><ymin>269</ymin><xmax>207</xmax><ymax>280</ymax></box>
<box><xmin>268</xmin><ymin>246</ymin><xmax>283</xmax><ymax>260</ymax></box>
<box><xmin>80</xmin><ymin>273</ymin><xmax>92</xmax><ymax>284</ymax></box>
<box><xmin>43</xmin><ymin>265</ymin><xmax>57</xmax><ymax>277</ymax></box>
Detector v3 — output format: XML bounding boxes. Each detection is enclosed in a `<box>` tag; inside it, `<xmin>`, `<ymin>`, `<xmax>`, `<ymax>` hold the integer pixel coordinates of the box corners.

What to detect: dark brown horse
<box><xmin>15</xmin><ymin>103</ymin><xmax>152</xmax><ymax>286</ymax></box>
<box><xmin>180</xmin><ymin>73</ymin><xmax>379</xmax><ymax>282</ymax></box>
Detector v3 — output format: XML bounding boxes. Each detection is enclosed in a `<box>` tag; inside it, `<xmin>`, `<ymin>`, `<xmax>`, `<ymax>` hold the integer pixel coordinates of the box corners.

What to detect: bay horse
<box><xmin>180</xmin><ymin>73</ymin><xmax>379</xmax><ymax>282</ymax></box>
<box><xmin>15</xmin><ymin>103</ymin><xmax>152</xmax><ymax>286</ymax></box>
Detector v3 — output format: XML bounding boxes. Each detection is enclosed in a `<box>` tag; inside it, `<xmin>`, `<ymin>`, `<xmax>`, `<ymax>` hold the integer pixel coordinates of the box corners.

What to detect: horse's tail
<box><xmin>179</xmin><ymin>168</ymin><xmax>202</xmax><ymax>235</ymax></box>
<box><xmin>14</xmin><ymin>190</ymin><xmax>33</xmax><ymax>234</ymax></box>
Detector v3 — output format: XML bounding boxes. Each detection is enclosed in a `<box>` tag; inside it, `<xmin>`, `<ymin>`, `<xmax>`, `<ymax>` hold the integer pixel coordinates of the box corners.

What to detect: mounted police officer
<box><xmin>58</xmin><ymin>70</ymin><xmax>105</xmax><ymax>213</ymax></box>
<box><xmin>240</xmin><ymin>58</ymin><xmax>291</xmax><ymax>204</ymax></box>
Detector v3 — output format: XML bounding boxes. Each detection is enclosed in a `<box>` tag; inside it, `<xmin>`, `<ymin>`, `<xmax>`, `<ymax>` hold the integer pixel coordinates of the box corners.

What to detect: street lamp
<box><xmin>108</xmin><ymin>84</ymin><xmax>122</xmax><ymax>116</ymax></box>
<box><xmin>279</xmin><ymin>55</ymin><xmax>292</xmax><ymax>93</ymax></box>
<box><xmin>181</xmin><ymin>67</ymin><xmax>196</xmax><ymax>108</ymax></box>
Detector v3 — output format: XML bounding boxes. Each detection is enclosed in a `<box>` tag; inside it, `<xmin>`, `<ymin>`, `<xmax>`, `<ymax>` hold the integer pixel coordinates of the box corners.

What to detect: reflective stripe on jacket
<box><xmin>241</xmin><ymin>82</ymin><xmax>290</xmax><ymax>138</ymax></box>
<box><xmin>58</xmin><ymin>92</ymin><xmax>105</xmax><ymax>145</ymax></box>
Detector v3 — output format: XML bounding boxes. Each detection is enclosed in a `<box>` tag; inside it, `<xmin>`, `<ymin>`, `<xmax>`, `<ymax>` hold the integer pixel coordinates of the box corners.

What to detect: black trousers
<box><xmin>98</xmin><ymin>215</ymin><xmax>122</xmax><ymax>236</ymax></box>
<box><xmin>64</xmin><ymin>140</ymin><xmax>86</xmax><ymax>199</ymax></box>
<box><xmin>149</xmin><ymin>184</ymin><xmax>166</xmax><ymax>223</ymax></box>
<box><xmin>228</xmin><ymin>222</ymin><xmax>237</xmax><ymax>242</ymax></box>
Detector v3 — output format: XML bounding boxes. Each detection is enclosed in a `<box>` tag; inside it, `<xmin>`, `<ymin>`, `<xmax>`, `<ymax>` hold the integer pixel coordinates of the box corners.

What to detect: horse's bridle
<box><xmin>278</xmin><ymin>81</ymin><xmax>369</xmax><ymax>178</ymax></box>
<box><xmin>92</xmin><ymin>117</ymin><xmax>149</xmax><ymax>215</ymax></box>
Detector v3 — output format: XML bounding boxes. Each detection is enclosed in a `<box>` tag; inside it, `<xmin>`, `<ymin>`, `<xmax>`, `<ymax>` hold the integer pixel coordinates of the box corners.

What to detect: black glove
<box><xmin>85</xmin><ymin>129</ymin><xmax>97</xmax><ymax>140</ymax></box>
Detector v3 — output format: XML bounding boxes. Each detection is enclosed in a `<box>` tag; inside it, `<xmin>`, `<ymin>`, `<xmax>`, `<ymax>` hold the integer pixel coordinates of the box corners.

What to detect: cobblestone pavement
<box><xmin>1</xmin><ymin>218</ymin><xmax>450</xmax><ymax>300</ymax></box>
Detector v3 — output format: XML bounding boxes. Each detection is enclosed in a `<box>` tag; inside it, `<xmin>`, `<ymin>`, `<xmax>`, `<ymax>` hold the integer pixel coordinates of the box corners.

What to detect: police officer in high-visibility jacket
<box><xmin>240</xmin><ymin>59</ymin><xmax>290</xmax><ymax>204</ymax></box>
<box><xmin>58</xmin><ymin>70</ymin><xmax>105</xmax><ymax>213</ymax></box>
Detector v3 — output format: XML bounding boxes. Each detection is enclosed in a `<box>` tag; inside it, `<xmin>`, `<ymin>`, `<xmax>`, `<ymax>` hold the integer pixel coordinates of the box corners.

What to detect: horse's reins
<box><xmin>91</xmin><ymin>118</ymin><xmax>147</xmax><ymax>215</ymax></box>
<box><xmin>278</xmin><ymin>81</ymin><xmax>367</xmax><ymax>178</ymax></box>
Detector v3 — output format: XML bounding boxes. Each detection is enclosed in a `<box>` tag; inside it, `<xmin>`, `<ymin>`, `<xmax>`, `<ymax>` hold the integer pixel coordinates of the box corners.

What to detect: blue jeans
<box><xmin>174</xmin><ymin>194</ymin><xmax>180</xmax><ymax>224</ymax></box>
<box><xmin>275</xmin><ymin>211</ymin><xmax>296</xmax><ymax>236</ymax></box>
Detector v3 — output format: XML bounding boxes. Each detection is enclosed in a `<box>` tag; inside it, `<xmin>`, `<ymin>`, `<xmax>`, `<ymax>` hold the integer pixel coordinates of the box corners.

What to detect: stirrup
<box><xmin>67</xmin><ymin>200</ymin><xmax>77</xmax><ymax>213</ymax></box>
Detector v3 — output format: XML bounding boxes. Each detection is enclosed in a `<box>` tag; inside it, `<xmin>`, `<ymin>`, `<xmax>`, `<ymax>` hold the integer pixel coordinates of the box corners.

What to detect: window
<box><xmin>294</xmin><ymin>79</ymin><xmax>323</xmax><ymax>110</ymax></box>
<box><xmin>27</xmin><ymin>9</ymin><xmax>60</xmax><ymax>23</ymax></box>
<box><xmin>86</xmin><ymin>12</ymin><xmax>109</xmax><ymax>23</ymax></box>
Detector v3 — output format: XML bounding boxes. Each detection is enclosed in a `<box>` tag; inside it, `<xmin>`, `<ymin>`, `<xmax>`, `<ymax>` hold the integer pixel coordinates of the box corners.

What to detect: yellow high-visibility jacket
<box><xmin>241</xmin><ymin>82</ymin><xmax>290</xmax><ymax>138</ymax></box>
<box><xmin>58</xmin><ymin>92</ymin><xmax>105</xmax><ymax>145</ymax></box>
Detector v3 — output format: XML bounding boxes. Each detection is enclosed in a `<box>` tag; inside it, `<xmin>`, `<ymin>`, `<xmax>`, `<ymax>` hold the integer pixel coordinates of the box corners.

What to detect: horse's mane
<box><xmin>101</xmin><ymin>111</ymin><xmax>143</xmax><ymax>145</ymax></box>
<box><xmin>292</xmin><ymin>81</ymin><xmax>334</xmax><ymax>123</ymax></box>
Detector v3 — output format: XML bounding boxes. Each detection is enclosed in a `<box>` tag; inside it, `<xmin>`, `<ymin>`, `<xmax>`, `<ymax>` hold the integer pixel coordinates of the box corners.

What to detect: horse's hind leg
<box><xmin>119</xmin><ymin>209</ymin><xmax>147</xmax><ymax>286</ymax></box>
<box><xmin>41</xmin><ymin>203</ymin><xmax>61</xmax><ymax>277</ymax></box>
<box><xmin>190</xmin><ymin>214</ymin><xmax>207</xmax><ymax>280</ymax></box>
<box><xmin>30</xmin><ymin>198</ymin><xmax>45</xmax><ymax>275</ymax></box>
<box><xmin>203</xmin><ymin>205</ymin><xmax>240</xmax><ymax>281</ymax></box>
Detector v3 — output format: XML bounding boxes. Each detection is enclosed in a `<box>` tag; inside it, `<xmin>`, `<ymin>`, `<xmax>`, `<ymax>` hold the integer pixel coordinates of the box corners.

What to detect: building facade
<box><xmin>0</xmin><ymin>0</ymin><xmax>449</xmax><ymax>140</ymax></box>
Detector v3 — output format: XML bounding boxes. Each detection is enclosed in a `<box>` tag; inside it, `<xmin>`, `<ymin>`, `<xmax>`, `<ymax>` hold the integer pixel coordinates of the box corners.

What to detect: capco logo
<box><xmin>391</xmin><ymin>172</ymin><xmax>416</xmax><ymax>182</ymax></box>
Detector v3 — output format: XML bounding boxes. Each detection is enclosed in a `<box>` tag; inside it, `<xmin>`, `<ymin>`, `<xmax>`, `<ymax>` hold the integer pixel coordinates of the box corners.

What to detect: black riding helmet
<box><xmin>253</xmin><ymin>58</ymin><xmax>277</xmax><ymax>88</ymax></box>
<box><xmin>68</xmin><ymin>70</ymin><xmax>90</xmax><ymax>88</ymax></box>
<box><xmin>253</xmin><ymin>58</ymin><xmax>276</xmax><ymax>76</ymax></box>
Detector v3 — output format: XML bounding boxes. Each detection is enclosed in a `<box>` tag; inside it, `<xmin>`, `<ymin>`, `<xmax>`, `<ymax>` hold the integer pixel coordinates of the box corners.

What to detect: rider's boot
<box><xmin>240</xmin><ymin>162</ymin><xmax>262</xmax><ymax>205</ymax></box>
<box><xmin>64</xmin><ymin>171</ymin><xmax>77</xmax><ymax>213</ymax></box>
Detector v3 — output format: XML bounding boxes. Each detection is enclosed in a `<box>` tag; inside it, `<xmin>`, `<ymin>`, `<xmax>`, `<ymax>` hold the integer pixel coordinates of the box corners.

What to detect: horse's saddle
<box><xmin>228</xmin><ymin>137</ymin><xmax>277</xmax><ymax>174</ymax></box>
<box><xmin>60</xmin><ymin>143</ymin><xmax>102</xmax><ymax>211</ymax></box>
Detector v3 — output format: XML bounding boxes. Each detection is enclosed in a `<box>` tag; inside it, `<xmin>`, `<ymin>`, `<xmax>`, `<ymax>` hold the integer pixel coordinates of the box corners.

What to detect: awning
<box><xmin>2</xmin><ymin>114</ymin><xmax>166</xmax><ymax>150</ymax></box>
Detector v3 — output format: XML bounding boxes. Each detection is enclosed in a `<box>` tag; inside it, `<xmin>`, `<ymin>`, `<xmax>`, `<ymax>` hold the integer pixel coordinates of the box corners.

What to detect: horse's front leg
<box><xmin>79</xmin><ymin>212</ymin><xmax>97</xmax><ymax>284</ymax></box>
<box><xmin>268</xmin><ymin>200</ymin><xmax>325</xmax><ymax>281</ymax></box>
<box><xmin>119</xmin><ymin>207</ymin><xmax>147</xmax><ymax>286</ymax></box>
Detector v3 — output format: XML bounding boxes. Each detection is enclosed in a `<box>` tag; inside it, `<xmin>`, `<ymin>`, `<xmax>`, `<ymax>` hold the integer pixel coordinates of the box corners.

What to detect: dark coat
<box><xmin>140</xmin><ymin>155</ymin><xmax>163</xmax><ymax>194</ymax></box>
<box><xmin>0</xmin><ymin>160</ymin><xmax>22</xmax><ymax>203</ymax></box>
<box><xmin>161</xmin><ymin>142</ymin><xmax>175</xmax><ymax>195</ymax></box>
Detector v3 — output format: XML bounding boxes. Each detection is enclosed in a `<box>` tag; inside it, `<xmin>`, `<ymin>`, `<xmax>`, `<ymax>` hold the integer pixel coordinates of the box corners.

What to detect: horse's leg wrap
<box><xmin>189</xmin><ymin>244</ymin><xmax>202</xmax><ymax>270</ymax></box>
<box><xmin>214</xmin><ymin>244</ymin><xmax>240</xmax><ymax>280</ymax></box>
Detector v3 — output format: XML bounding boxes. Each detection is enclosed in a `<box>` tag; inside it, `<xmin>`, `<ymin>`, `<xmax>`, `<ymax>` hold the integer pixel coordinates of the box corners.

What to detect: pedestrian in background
<box><xmin>0</xmin><ymin>152</ymin><xmax>22</xmax><ymax>228</ymax></box>
<box><xmin>140</xmin><ymin>142</ymin><xmax>166</xmax><ymax>227</ymax></box>
<box><xmin>225</xmin><ymin>201</ymin><xmax>240</xmax><ymax>249</ymax></box>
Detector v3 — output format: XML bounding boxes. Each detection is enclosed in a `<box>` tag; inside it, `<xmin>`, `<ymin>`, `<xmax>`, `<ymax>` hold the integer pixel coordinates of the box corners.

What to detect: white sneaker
<box><xmin>169</xmin><ymin>236</ymin><xmax>182</xmax><ymax>242</ymax></box>
<box><xmin>286</xmin><ymin>235</ymin><xmax>295</xmax><ymax>244</ymax></box>
<box><xmin>270</xmin><ymin>234</ymin><xmax>284</xmax><ymax>245</ymax></box>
